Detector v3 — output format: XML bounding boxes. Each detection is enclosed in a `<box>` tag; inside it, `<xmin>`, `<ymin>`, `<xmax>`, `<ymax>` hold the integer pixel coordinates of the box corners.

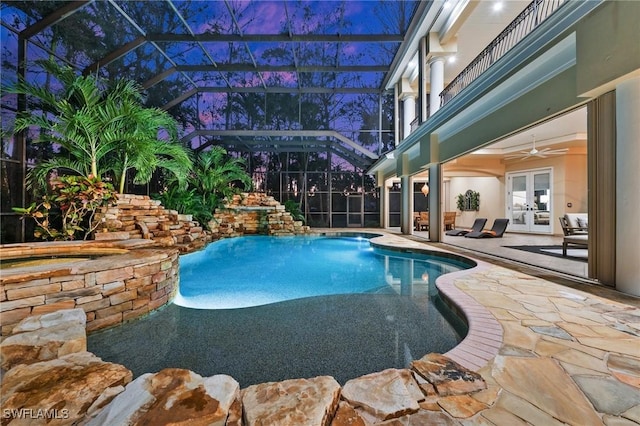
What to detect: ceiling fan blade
<box><xmin>505</xmin><ymin>154</ymin><xmax>524</xmax><ymax>159</ymax></box>
<box><xmin>547</xmin><ymin>148</ymin><xmax>569</xmax><ymax>154</ymax></box>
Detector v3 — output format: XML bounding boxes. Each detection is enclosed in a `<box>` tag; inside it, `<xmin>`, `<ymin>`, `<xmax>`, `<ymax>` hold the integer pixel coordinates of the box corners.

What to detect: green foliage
<box><xmin>153</xmin><ymin>186</ymin><xmax>216</xmax><ymax>227</ymax></box>
<box><xmin>7</xmin><ymin>59</ymin><xmax>191</xmax><ymax>193</ymax></box>
<box><xmin>457</xmin><ymin>190</ymin><xmax>480</xmax><ymax>211</ymax></box>
<box><xmin>154</xmin><ymin>147</ymin><xmax>252</xmax><ymax>229</ymax></box>
<box><xmin>188</xmin><ymin>147</ymin><xmax>252</xmax><ymax>203</ymax></box>
<box><xmin>12</xmin><ymin>175</ymin><xmax>116</xmax><ymax>241</ymax></box>
<box><xmin>284</xmin><ymin>200</ymin><xmax>305</xmax><ymax>223</ymax></box>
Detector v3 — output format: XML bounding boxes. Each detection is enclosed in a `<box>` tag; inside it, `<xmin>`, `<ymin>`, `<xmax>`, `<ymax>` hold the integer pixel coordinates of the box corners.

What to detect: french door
<box><xmin>506</xmin><ymin>169</ymin><xmax>553</xmax><ymax>233</ymax></box>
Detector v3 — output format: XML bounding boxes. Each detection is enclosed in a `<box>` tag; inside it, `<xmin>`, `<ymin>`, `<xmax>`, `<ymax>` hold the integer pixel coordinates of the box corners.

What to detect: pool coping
<box><xmin>318</xmin><ymin>230</ymin><xmax>504</xmax><ymax>371</ymax></box>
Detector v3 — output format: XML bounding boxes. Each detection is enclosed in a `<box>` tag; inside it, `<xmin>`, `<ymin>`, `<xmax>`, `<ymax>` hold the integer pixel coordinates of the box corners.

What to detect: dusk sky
<box><xmin>2</xmin><ymin>1</ymin><xmax>418</xmax><ymax>166</ymax></box>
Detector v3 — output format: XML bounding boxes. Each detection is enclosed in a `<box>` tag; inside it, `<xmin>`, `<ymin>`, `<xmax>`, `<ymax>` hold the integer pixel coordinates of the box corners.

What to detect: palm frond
<box><xmin>27</xmin><ymin>158</ymin><xmax>88</xmax><ymax>191</ymax></box>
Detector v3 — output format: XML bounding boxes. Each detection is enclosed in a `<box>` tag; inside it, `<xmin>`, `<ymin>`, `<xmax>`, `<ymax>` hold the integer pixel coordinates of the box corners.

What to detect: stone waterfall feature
<box><xmin>208</xmin><ymin>193</ymin><xmax>311</xmax><ymax>238</ymax></box>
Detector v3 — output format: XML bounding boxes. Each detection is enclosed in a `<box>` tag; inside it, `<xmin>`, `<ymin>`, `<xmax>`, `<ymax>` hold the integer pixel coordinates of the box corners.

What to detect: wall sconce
<box><xmin>421</xmin><ymin>183</ymin><xmax>429</xmax><ymax>197</ymax></box>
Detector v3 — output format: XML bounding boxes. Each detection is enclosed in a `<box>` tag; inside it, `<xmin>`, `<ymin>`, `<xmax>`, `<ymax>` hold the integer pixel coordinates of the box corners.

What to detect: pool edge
<box><xmin>366</xmin><ymin>233</ymin><xmax>504</xmax><ymax>372</ymax></box>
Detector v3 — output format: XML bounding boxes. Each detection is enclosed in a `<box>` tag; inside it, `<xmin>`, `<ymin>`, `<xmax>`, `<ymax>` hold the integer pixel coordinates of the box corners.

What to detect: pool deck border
<box><xmin>364</xmin><ymin>232</ymin><xmax>504</xmax><ymax>371</ymax></box>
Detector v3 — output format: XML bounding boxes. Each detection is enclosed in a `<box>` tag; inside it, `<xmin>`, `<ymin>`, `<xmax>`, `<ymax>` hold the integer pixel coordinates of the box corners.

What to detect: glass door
<box><xmin>506</xmin><ymin>169</ymin><xmax>552</xmax><ymax>233</ymax></box>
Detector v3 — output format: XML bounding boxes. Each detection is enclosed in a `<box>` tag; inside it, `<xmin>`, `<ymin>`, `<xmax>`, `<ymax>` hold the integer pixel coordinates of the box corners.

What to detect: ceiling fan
<box><xmin>505</xmin><ymin>135</ymin><xmax>569</xmax><ymax>160</ymax></box>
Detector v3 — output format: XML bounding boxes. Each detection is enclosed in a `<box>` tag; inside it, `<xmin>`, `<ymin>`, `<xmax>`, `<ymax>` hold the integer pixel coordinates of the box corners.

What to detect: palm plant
<box><xmin>158</xmin><ymin>146</ymin><xmax>251</xmax><ymax>227</ymax></box>
<box><xmin>101</xmin><ymin>92</ymin><xmax>192</xmax><ymax>193</ymax></box>
<box><xmin>11</xmin><ymin>60</ymin><xmax>120</xmax><ymax>187</ymax></box>
<box><xmin>189</xmin><ymin>146</ymin><xmax>252</xmax><ymax>207</ymax></box>
<box><xmin>9</xmin><ymin>59</ymin><xmax>192</xmax><ymax>192</ymax></box>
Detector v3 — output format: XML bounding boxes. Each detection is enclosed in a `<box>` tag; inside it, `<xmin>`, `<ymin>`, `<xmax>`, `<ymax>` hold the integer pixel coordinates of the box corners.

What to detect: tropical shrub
<box><xmin>153</xmin><ymin>186</ymin><xmax>214</xmax><ymax>226</ymax></box>
<box><xmin>155</xmin><ymin>147</ymin><xmax>252</xmax><ymax>228</ymax></box>
<box><xmin>284</xmin><ymin>199</ymin><xmax>305</xmax><ymax>223</ymax></box>
<box><xmin>8</xmin><ymin>59</ymin><xmax>192</xmax><ymax>192</ymax></box>
<box><xmin>188</xmin><ymin>147</ymin><xmax>252</xmax><ymax>204</ymax></box>
<box><xmin>12</xmin><ymin>175</ymin><xmax>116</xmax><ymax>241</ymax></box>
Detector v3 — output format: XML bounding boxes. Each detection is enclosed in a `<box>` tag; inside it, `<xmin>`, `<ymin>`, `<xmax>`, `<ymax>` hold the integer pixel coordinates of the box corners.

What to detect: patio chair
<box><xmin>559</xmin><ymin>216</ymin><xmax>588</xmax><ymax>256</ymax></box>
<box><xmin>443</xmin><ymin>211</ymin><xmax>457</xmax><ymax>230</ymax></box>
<box><xmin>445</xmin><ymin>218</ymin><xmax>487</xmax><ymax>236</ymax></box>
<box><xmin>415</xmin><ymin>211</ymin><xmax>429</xmax><ymax>231</ymax></box>
<box><xmin>465</xmin><ymin>218</ymin><xmax>509</xmax><ymax>238</ymax></box>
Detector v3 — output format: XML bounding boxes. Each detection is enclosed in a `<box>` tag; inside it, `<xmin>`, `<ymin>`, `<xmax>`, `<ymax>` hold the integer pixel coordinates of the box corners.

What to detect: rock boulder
<box><xmin>1</xmin><ymin>351</ymin><xmax>132</xmax><ymax>425</ymax></box>
<box><xmin>87</xmin><ymin>368</ymin><xmax>240</xmax><ymax>426</ymax></box>
<box><xmin>0</xmin><ymin>308</ymin><xmax>86</xmax><ymax>370</ymax></box>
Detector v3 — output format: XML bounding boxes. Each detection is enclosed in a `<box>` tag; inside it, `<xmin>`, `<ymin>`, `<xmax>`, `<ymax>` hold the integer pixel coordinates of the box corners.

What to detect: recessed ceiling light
<box><xmin>493</xmin><ymin>2</ymin><xmax>504</xmax><ymax>12</ymax></box>
<box><xmin>448</xmin><ymin>56</ymin><xmax>456</xmax><ymax>64</ymax></box>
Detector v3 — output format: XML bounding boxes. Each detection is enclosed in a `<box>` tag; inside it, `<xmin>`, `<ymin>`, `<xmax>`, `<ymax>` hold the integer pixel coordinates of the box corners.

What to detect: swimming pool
<box><xmin>176</xmin><ymin>235</ymin><xmax>470</xmax><ymax>309</ymax></box>
<box><xmin>88</xmin><ymin>235</ymin><xmax>472</xmax><ymax>386</ymax></box>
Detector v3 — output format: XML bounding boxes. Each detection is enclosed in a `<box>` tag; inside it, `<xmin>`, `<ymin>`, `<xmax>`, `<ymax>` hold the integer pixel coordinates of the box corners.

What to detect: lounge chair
<box><xmin>445</xmin><ymin>218</ymin><xmax>487</xmax><ymax>236</ymax></box>
<box><xmin>465</xmin><ymin>218</ymin><xmax>509</xmax><ymax>238</ymax></box>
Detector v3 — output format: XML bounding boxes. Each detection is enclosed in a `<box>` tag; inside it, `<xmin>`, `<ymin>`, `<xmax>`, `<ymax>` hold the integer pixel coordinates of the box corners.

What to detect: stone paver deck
<box><xmin>370</xmin><ymin>232</ymin><xmax>640</xmax><ymax>425</ymax></box>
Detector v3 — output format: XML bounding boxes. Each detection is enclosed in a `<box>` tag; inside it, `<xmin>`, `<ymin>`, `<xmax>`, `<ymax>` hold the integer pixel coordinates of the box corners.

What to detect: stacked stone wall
<box><xmin>209</xmin><ymin>192</ymin><xmax>311</xmax><ymax>238</ymax></box>
<box><xmin>94</xmin><ymin>193</ymin><xmax>211</xmax><ymax>253</ymax></box>
<box><xmin>0</xmin><ymin>242</ymin><xmax>179</xmax><ymax>337</ymax></box>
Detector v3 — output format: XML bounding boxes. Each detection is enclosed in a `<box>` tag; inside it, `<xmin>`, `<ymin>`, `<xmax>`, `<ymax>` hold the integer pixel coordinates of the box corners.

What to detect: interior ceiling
<box><xmin>472</xmin><ymin>106</ymin><xmax>588</xmax><ymax>157</ymax></box>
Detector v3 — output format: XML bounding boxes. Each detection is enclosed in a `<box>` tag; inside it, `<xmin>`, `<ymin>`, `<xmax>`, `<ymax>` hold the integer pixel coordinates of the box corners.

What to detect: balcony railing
<box><xmin>440</xmin><ymin>0</ymin><xmax>566</xmax><ymax>107</ymax></box>
<box><xmin>410</xmin><ymin>116</ymin><xmax>420</xmax><ymax>132</ymax></box>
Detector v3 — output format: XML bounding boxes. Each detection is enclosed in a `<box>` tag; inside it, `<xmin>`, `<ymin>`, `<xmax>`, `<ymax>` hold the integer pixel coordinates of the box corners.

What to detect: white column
<box><xmin>402</xmin><ymin>94</ymin><xmax>416</xmax><ymax>140</ymax></box>
<box><xmin>393</xmin><ymin>83</ymin><xmax>400</xmax><ymax>146</ymax></box>
<box><xmin>429</xmin><ymin>57</ymin><xmax>445</xmax><ymax>116</ymax></box>
<box><xmin>428</xmin><ymin>164</ymin><xmax>441</xmax><ymax>242</ymax></box>
<box><xmin>380</xmin><ymin>183</ymin><xmax>388</xmax><ymax>228</ymax></box>
<box><xmin>400</xmin><ymin>175</ymin><xmax>413</xmax><ymax>234</ymax></box>
<box><xmin>616</xmin><ymin>76</ymin><xmax>640</xmax><ymax>296</ymax></box>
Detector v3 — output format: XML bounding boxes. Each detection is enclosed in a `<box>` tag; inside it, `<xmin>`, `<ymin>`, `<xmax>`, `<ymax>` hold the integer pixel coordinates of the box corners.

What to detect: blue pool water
<box><xmin>176</xmin><ymin>235</ymin><xmax>469</xmax><ymax>309</ymax></box>
<box><xmin>88</xmin><ymin>235</ymin><xmax>473</xmax><ymax>386</ymax></box>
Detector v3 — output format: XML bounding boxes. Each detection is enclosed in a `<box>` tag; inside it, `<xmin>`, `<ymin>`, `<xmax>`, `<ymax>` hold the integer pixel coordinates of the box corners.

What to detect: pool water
<box><xmin>88</xmin><ymin>235</ymin><xmax>471</xmax><ymax>387</ymax></box>
<box><xmin>176</xmin><ymin>235</ymin><xmax>468</xmax><ymax>309</ymax></box>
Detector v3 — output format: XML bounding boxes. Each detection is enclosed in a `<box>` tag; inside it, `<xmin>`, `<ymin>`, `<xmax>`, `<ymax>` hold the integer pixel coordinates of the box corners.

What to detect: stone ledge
<box><xmin>0</xmin><ymin>243</ymin><xmax>179</xmax><ymax>336</ymax></box>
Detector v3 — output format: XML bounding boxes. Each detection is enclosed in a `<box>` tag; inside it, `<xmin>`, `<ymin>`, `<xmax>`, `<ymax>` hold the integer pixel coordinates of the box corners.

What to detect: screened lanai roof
<box><xmin>2</xmin><ymin>0</ymin><xmax>425</xmax><ymax>169</ymax></box>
